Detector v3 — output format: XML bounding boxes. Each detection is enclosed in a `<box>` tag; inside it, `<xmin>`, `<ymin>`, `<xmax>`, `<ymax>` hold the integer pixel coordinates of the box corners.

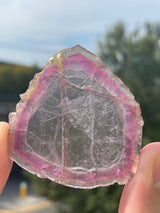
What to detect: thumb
<box><xmin>0</xmin><ymin>122</ymin><xmax>13</xmax><ymax>194</ymax></box>
<box><xmin>119</xmin><ymin>142</ymin><xmax>160</xmax><ymax>213</ymax></box>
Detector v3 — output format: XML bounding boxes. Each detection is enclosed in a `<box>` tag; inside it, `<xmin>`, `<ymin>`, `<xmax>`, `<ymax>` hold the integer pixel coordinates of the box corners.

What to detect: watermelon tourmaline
<box><xmin>9</xmin><ymin>45</ymin><xmax>143</xmax><ymax>188</ymax></box>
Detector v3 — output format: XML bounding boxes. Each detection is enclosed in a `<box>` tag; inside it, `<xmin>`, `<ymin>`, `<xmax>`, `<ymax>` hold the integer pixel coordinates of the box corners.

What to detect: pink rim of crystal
<box><xmin>9</xmin><ymin>47</ymin><xmax>143</xmax><ymax>188</ymax></box>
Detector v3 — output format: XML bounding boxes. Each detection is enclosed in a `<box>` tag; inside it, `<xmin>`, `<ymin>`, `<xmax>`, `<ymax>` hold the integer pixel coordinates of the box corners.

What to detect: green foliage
<box><xmin>24</xmin><ymin>171</ymin><xmax>123</xmax><ymax>213</ymax></box>
<box><xmin>0</xmin><ymin>63</ymin><xmax>40</xmax><ymax>94</ymax></box>
<box><xmin>99</xmin><ymin>22</ymin><xmax>160</xmax><ymax>143</ymax></box>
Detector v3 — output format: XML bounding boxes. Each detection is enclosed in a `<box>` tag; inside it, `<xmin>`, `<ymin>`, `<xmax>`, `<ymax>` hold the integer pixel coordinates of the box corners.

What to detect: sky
<box><xmin>0</xmin><ymin>0</ymin><xmax>160</xmax><ymax>67</ymax></box>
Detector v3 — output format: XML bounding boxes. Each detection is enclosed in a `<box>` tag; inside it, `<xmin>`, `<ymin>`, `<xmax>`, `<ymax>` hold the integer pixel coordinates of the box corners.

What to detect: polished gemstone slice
<box><xmin>9</xmin><ymin>45</ymin><xmax>143</xmax><ymax>188</ymax></box>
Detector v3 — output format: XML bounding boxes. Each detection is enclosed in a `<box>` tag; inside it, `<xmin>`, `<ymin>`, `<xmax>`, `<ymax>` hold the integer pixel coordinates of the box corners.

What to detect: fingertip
<box><xmin>0</xmin><ymin>121</ymin><xmax>12</xmax><ymax>194</ymax></box>
<box><xmin>141</xmin><ymin>142</ymin><xmax>160</xmax><ymax>153</ymax></box>
<box><xmin>0</xmin><ymin>122</ymin><xmax>10</xmax><ymax>155</ymax></box>
<box><xmin>119</xmin><ymin>142</ymin><xmax>160</xmax><ymax>213</ymax></box>
<box><xmin>0</xmin><ymin>121</ymin><xmax>9</xmax><ymax>129</ymax></box>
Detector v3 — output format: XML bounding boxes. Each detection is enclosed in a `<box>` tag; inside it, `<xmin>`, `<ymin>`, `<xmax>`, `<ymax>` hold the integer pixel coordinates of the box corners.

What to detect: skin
<box><xmin>0</xmin><ymin>122</ymin><xmax>13</xmax><ymax>194</ymax></box>
<box><xmin>119</xmin><ymin>142</ymin><xmax>160</xmax><ymax>213</ymax></box>
<box><xmin>0</xmin><ymin>121</ymin><xmax>160</xmax><ymax>213</ymax></box>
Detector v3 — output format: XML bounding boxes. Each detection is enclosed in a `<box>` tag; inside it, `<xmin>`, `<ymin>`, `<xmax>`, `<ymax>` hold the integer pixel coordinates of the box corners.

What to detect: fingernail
<box><xmin>153</xmin><ymin>156</ymin><xmax>160</xmax><ymax>189</ymax></box>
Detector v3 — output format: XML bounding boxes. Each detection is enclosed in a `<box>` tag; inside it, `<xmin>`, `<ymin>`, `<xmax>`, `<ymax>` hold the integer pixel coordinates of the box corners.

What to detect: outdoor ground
<box><xmin>0</xmin><ymin>163</ymin><xmax>55</xmax><ymax>213</ymax></box>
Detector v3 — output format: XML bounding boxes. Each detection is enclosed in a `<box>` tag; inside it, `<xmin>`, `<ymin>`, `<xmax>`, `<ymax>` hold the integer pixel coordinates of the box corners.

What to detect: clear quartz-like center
<box><xmin>27</xmin><ymin>69</ymin><xmax>124</xmax><ymax>172</ymax></box>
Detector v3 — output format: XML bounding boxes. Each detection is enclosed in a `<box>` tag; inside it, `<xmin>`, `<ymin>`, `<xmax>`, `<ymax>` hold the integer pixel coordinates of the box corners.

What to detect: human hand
<box><xmin>119</xmin><ymin>142</ymin><xmax>160</xmax><ymax>213</ymax></box>
<box><xmin>0</xmin><ymin>122</ymin><xmax>13</xmax><ymax>194</ymax></box>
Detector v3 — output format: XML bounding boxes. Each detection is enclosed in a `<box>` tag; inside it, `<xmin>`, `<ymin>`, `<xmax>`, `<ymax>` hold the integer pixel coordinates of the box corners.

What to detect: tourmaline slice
<box><xmin>9</xmin><ymin>45</ymin><xmax>143</xmax><ymax>188</ymax></box>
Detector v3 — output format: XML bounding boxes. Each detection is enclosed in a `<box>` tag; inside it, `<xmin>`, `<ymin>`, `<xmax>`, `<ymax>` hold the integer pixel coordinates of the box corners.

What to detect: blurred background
<box><xmin>1</xmin><ymin>0</ymin><xmax>160</xmax><ymax>212</ymax></box>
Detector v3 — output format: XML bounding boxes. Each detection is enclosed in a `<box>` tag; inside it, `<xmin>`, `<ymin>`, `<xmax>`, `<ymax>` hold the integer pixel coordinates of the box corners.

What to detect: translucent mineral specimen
<box><xmin>9</xmin><ymin>45</ymin><xmax>143</xmax><ymax>188</ymax></box>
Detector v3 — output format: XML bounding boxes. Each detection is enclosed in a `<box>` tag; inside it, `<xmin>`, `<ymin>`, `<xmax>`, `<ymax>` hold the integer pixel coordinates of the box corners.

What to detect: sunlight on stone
<box><xmin>9</xmin><ymin>45</ymin><xmax>143</xmax><ymax>188</ymax></box>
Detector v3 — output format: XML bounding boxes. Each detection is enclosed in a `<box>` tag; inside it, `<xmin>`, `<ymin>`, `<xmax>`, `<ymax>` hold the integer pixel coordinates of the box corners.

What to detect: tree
<box><xmin>99</xmin><ymin>22</ymin><xmax>160</xmax><ymax>142</ymax></box>
<box><xmin>26</xmin><ymin>22</ymin><xmax>160</xmax><ymax>213</ymax></box>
